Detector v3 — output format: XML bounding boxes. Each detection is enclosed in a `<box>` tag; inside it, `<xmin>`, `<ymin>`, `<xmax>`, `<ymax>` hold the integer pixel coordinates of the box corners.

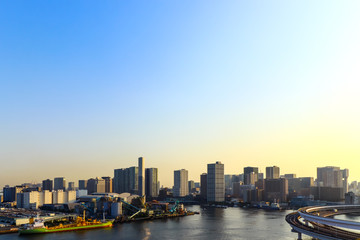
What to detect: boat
<box><xmin>269</xmin><ymin>203</ymin><xmax>281</xmax><ymax>210</ymax></box>
<box><xmin>19</xmin><ymin>213</ymin><xmax>114</xmax><ymax>235</ymax></box>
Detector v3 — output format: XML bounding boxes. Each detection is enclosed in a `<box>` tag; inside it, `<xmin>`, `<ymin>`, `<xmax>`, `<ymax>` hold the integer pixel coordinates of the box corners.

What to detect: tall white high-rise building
<box><xmin>138</xmin><ymin>157</ymin><xmax>145</xmax><ymax>196</ymax></box>
<box><xmin>173</xmin><ymin>169</ymin><xmax>188</xmax><ymax>197</ymax></box>
<box><xmin>207</xmin><ymin>161</ymin><xmax>225</xmax><ymax>203</ymax></box>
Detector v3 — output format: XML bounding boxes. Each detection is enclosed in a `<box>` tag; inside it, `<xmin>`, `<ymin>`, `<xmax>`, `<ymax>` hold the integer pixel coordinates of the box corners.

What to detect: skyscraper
<box><xmin>188</xmin><ymin>180</ymin><xmax>195</xmax><ymax>193</ymax></box>
<box><xmin>78</xmin><ymin>180</ymin><xmax>88</xmax><ymax>190</ymax></box>
<box><xmin>42</xmin><ymin>179</ymin><xmax>53</xmax><ymax>191</ymax></box>
<box><xmin>102</xmin><ymin>177</ymin><xmax>113</xmax><ymax>193</ymax></box>
<box><xmin>114</xmin><ymin>167</ymin><xmax>138</xmax><ymax>194</ymax></box>
<box><xmin>266</xmin><ymin>166</ymin><xmax>280</xmax><ymax>179</ymax></box>
<box><xmin>264</xmin><ymin>178</ymin><xmax>288</xmax><ymax>203</ymax></box>
<box><xmin>138</xmin><ymin>157</ymin><xmax>145</xmax><ymax>196</ymax></box>
<box><xmin>145</xmin><ymin>168</ymin><xmax>158</xmax><ymax>197</ymax></box>
<box><xmin>342</xmin><ymin>169</ymin><xmax>349</xmax><ymax>193</ymax></box>
<box><xmin>244</xmin><ymin>167</ymin><xmax>258</xmax><ymax>185</ymax></box>
<box><xmin>3</xmin><ymin>186</ymin><xmax>23</xmax><ymax>202</ymax></box>
<box><xmin>316</xmin><ymin>166</ymin><xmax>349</xmax><ymax>194</ymax></box>
<box><xmin>87</xmin><ymin>177</ymin><xmax>105</xmax><ymax>194</ymax></box>
<box><xmin>200</xmin><ymin>173</ymin><xmax>207</xmax><ymax>200</ymax></box>
<box><xmin>54</xmin><ymin>177</ymin><xmax>66</xmax><ymax>191</ymax></box>
<box><xmin>225</xmin><ymin>175</ymin><xmax>232</xmax><ymax>189</ymax></box>
<box><xmin>207</xmin><ymin>161</ymin><xmax>225</xmax><ymax>203</ymax></box>
<box><xmin>173</xmin><ymin>169</ymin><xmax>188</xmax><ymax>197</ymax></box>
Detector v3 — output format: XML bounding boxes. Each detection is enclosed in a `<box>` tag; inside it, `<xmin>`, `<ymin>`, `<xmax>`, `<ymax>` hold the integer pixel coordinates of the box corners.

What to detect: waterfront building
<box><xmin>79</xmin><ymin>180</ymin><xmax>88</xmax><ymax>190</ymax></box>
<box><xmin>17</xmin><ymin>190</ymin><xmax>53</xmax><ymax>209</ymax></box>
<box><xmin>54</xmin><ymin>177</ymin><xmax>66</xmax><ymax>191</ymax></box>
<box><xmin>52</xmin><ymin>190</ymin><xmax>76</xmax><ymax>204</ymax></box>
<box><xmin>40</xmin><ymin>190</ymin><xmax>53</xmax><ymax>205</ymax></box>
<box><xmin>317</xmin><ymin>166</ymin><xmax>349</xmax><ymax>193</ymax></box>
<box><xmin>145</xmin><ymin>168</ymin><xmax>159</xmax><ymax>197</ymax></box>
<box><xmin>102</xmin><ymin>177</ymin><xmax>113</xmax><ymax>193</ymax></box>
<box><xmin>3</xmin><ymin>186</ymin><xmax>23</xmax><ymax>203</ymax></box>
<box><xmin>345</xmin><ymin>192</ymin><xmax>359</xmax><ymax>205</ymax></box>
<box><xmin>200</xmin><ymin>173</ymin><xmax>207</xmax><ymax>200</ymax></box>
<box><xmin>248</xmin><ymin>188</ymin><xmax>264</xmax><ymax>202</ymax></box>
<box><xmin>264</xmin><ymin>178</ymin><xmax>288</xmax><ymax>203</ymax></box>
<box><xmin>244</xmin><ymin>167</ymin><xmax>258</xmax><ymax>185</ymax></box>
<box><xmin>232</xmin><ymin>183</ymin><xmax>254</xmax><ymax>201</ymax></box>
<box><xmin>288</xmin><ymin>177</ymin><xmax>314</xmax><ymax>193</ymax></box>
<box><xmin>188</xmin><ymin>180</ymin><xmax>195</xmax><ymax>193</ymax></box>
<box><xmin>19</xmin><ymin>191</ymin><xmax>39</xmax><ymax>209</ymax></box>
<box><xmin>225</xmin><ymin>175</ymin><xmax>242</xmax><ymax>195</ymax></box>
<box><xmin>207</xmin><ymin>161</ymin><xmax>225</xmax><ymax>203</ymax></box>
<box><xmin>225</xmin><ymin>175</ymin><xmax>231</xmax><ymax>189</ymax></box>
<box><xmin>266</xmin><ymin>166</ymin><xmax>280</xmax><ymax>179</ymax></box>
<box><xmin>173</xmin><ymin>169</ymin><xmax>188</xmax><ymax>197</ymax></box>
<box><xmin>158</xmin><ymin>187</ymin><xmax>173</xmax><ymax>200</ymax></box>
<box><xmin>87</xmin><ymin>177</ymin><xmax>106</xmax><ymax>194</ymax></box>
<box><xmin>310</xmin><ymin>186</ymin><xmax>344</xmax><ymax>202</ymax></box>
<box><xmin>42</xmin><ymin>179</ymin><xmax>53</xmax><ymax>191</ymax></box>
<box><xmin>138</xmin><ymin>157</ymin><xmax>145</xmax><ymax>196</ymax></box>
<box><xmin>114</xmin><ymin>166</ymin><xmax>138</xmax><ymax>194</ymax></box>
<box><xmin>317</xmin><ymin>166</ymin><xmax>343</xmax><ymax>187</ymax></box>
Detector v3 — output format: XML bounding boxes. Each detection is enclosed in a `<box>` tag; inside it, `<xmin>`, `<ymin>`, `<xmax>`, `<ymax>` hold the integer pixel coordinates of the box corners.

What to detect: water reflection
<box><xmin>3</xmin><ymin>206</ymin><xmax>315</xmax><ymax>240</ymax></box>
<box><xmin>143</xmin><ymin>227</ymin><xmax>151</xmax><ymax>240</ymax></box>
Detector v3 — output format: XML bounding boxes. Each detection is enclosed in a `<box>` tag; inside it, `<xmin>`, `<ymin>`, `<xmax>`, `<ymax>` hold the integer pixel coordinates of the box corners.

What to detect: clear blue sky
<box><xmin>1</xmin><ymin>1</ymin><xmax>360</xmax><ymax>187</ymax></box>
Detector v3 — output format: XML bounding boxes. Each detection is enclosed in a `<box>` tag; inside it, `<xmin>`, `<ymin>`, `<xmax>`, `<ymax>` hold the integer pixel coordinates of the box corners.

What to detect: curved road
<box><xmin>286</xmin><ymin>205</ymin><xmax>360</xmax><ymax>240</ymax></box>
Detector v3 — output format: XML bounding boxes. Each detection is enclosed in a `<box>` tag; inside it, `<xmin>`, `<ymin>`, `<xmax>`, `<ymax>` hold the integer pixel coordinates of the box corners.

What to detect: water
<box><xmin>1</xmin><ymin>206</ymin><xmax>311</xmax><ymax>240</ymax></box>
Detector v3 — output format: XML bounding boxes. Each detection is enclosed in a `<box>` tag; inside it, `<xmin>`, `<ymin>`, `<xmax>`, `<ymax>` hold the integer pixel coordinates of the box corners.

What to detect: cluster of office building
<box><xmin>171</xmin><ymin>162</ymin><xmax>225</xmax><ymax>203</ymax></box>
<box><xmin>113</xmin><ymin>157</ymin><xmax>159</xmax><ymax>198</ymax></box>
<box><xmin>216</xmin><ymin>166</ymin><xmax>350</xmax><ymax>204</ymax></box>
<box><xmin>1</xmin><ymin>157</ymin><xmax>158</xmax><ymax>210</ymax></box>
<box><xmin>2</xmin><ymin>180</ymin><xmax>77</xmax><ymax>209</ymax></box>
<box><xmin>1</xmin><ymin>158</ymin><xmax>353</xmax><ymax>209</ymax></box>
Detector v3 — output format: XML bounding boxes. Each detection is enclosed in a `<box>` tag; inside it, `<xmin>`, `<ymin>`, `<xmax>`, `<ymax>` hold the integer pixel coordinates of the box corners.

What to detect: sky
<box><xmin>1</xmin><ymin>1</ymin><xmax>360</xmax><ymax>188</ymax></box>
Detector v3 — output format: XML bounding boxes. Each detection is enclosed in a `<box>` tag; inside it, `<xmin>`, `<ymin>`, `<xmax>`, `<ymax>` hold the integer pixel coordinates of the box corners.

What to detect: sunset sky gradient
<box><xmin>1</xmin><ymin>1</ymin><xmax>360</xmax><ymax>187</ymax></box>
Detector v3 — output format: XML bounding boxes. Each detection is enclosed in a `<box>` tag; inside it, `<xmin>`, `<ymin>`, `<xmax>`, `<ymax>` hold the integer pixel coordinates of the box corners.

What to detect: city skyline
<box><xmin>1</xmin><ymin>1</ymin><xmax>360</xmax><ymax>188</ymax></box>
<box><xmin>0</xmin><ymin>160</ymin><xmax>353</xmax><ymax>190</ymax></box>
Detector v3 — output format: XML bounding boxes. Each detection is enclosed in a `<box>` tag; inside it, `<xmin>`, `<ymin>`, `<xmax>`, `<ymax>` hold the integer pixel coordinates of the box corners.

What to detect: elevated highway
<box><xmin>286</xmin><ymin>205</ymin><xmax>360</xmax><ymax>240</ymax></box>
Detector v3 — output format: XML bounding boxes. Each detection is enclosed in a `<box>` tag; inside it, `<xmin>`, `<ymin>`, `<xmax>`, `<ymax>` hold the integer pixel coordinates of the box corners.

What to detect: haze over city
<box><xmin>1</xmin><ymin>1</ymin><xmax>360</xmax><ymax>188</ymax></box>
